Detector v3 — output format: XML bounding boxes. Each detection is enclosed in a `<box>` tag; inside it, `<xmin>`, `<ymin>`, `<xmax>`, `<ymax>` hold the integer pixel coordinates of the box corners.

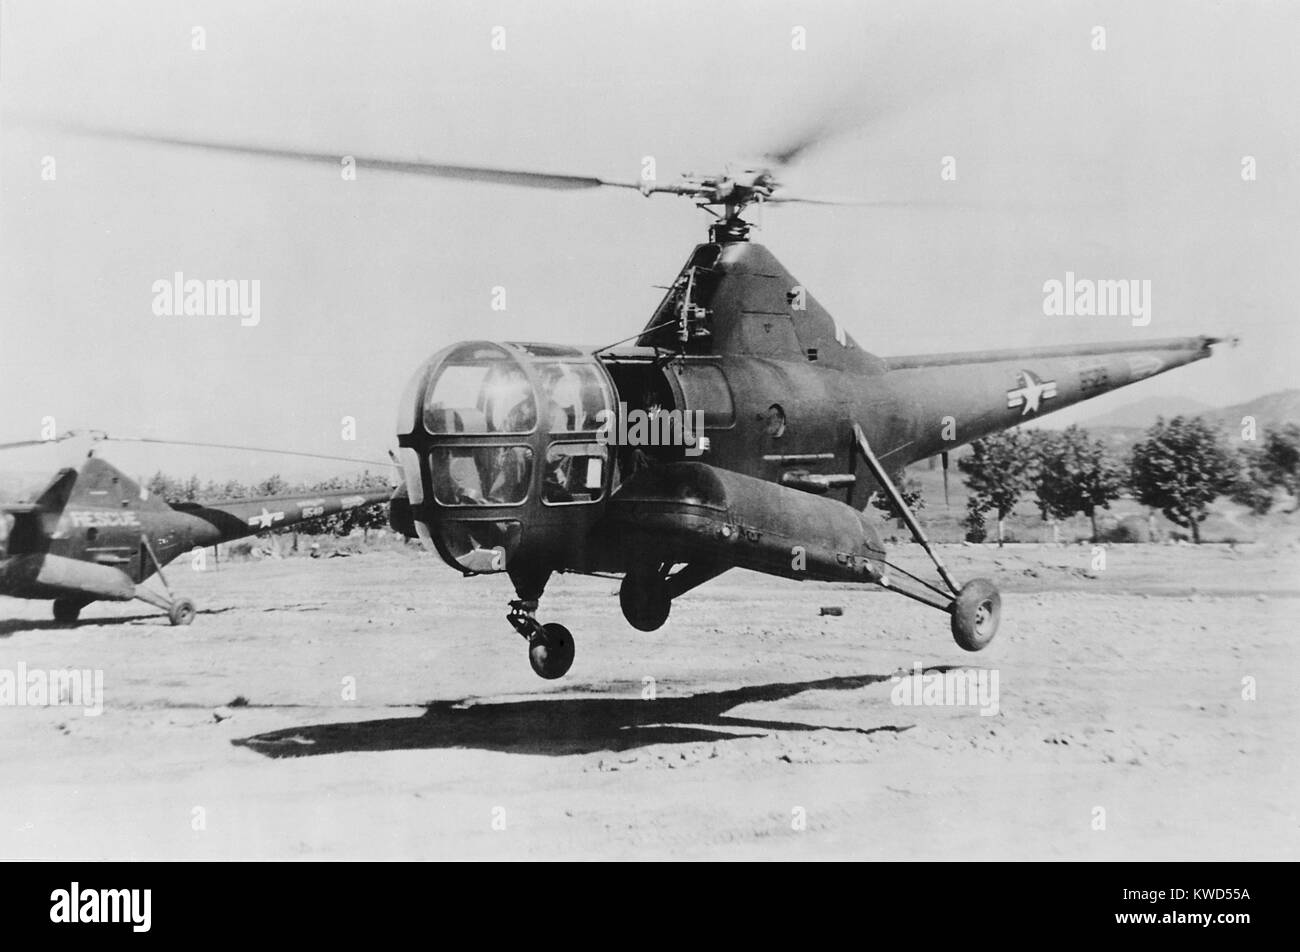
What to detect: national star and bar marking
<box><xmin>1006</xmin><ymin>370</ymin><xmax>1058</xmax><ymax>416</ymax></box>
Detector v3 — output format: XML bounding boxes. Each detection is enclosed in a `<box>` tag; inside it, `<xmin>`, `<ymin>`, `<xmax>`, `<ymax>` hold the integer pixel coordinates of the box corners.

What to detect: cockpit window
<box><xmin>542</xmin><ymin>443</ymin><xmax>606</xmax><ymax>504</ymax></box>
<box><xmin>430</xmin><ymin>445</ymin><xmax>533</xmax><ymax>506</ymax></box>
<box><xmin>535</xmin><ymin>362</ymin><xmax>611</xmax><ymax>432</ymax></box>
<box><xmin>424</xmin><ymin>359</ymin><xmax>537</xmax><ymax>434</ymax></box>
<box><xmin>437</xmin><ymin>520</ymin><xmax>520</xmax><ymax>573</ymax></box>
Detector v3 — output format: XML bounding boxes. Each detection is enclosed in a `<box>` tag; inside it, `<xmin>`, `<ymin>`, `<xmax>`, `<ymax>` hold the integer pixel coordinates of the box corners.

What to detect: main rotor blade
<box><xmin>761</xmin><ymin>117</ymin><xmax>845</xmax><ymax>168</ymax></box>
<box><xmin>755</xmin><ymin>19</ymin><xmax>1028</xmax><ymax>173</ymax></box>
<box><xmin>46</xmin><ymin>122</ymin><xmax>644</xmax><ymax>192</ymax></box>
<box><xmin>107</xmin><ymin>436</ymin><xmax>397</xmax><ymax>468</ymax></box>
<box><xmin>765</xmin><ymin>191</ymin><xmax>962</xmax><ymax>207</ymax></box>
<box><xmin>765</xmin><ymin>191</ymin><xmax>1073</xmax><ymax>213</ymax></box>
<box><xmin>0</xmin><ymin>437</ymin><xmax>65</xmax><ymax>452</ymax></box>
<box><xmin>0</xmin><ymin>428</ymin><xmax>394</xmax><ymax>467</ymax></box>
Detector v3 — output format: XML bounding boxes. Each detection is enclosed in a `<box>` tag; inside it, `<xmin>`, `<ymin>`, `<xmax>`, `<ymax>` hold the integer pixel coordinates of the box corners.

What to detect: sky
<box><xmin>1</xmin><ymin>0</ymin><xmax>1297</xmax><ymax>487</ymax></box>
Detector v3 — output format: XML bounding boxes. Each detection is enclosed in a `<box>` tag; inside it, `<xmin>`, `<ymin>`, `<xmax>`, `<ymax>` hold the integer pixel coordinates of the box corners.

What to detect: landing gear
<box><xmin>134</xmin><ymin>535</ymin><xmax>197</xmax><ymax>626</ymax></box>
<box><xmin>852</xmin><ymin>424</ymin><xmax>1003</xmax><ymax>652</ymax></box>
<box><xmin>619</xmin><ymin>565</ymin><xmax>671</xmax><ymax>631</ymax></box>
<box><xmin>168</xmin><ymin>598</ymin><xmax>197</xmax><ymax>627</ymax></box>
<box><xmin>52</xmin><ymin>598</ymin><xmax>89</xmax><ymax>624</ymax></box>
<box><xmin>528</xmin><ymin>623</ymin><xmax>575</xmax><ymax>680</ymax></box>
<box><xmin>508</xmin><ymin>599</ymin><xmax>575</xmax><ymax>679</ymax></box>
<box><xmin>950</xmin><ymin>578</ymin><xmax>1000</xmax><ymax>652</ymax></box>
<box><xmin>618</xmin><ymin>561</ymin><xmax>726</xmax><ymax>633</ymax></box>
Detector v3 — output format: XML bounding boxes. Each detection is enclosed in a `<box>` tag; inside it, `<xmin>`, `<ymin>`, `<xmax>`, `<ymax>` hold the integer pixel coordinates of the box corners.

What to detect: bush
<box><xmin>963</xmin><ymin>496</ymin><xmax>988</xmax><ymax>542</ymax></box>
<box><xmin>1101</xmin><ymin>515</ymin><xmax>1152</xmax><ymax>543</ymax></box>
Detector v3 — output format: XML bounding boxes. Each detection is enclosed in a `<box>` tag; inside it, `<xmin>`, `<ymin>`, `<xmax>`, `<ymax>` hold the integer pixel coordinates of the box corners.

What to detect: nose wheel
<box><xmin>528</xmin><ymin>623</ymin><xmax>575</xmax><ymax>679</ymax></box>
<box><xmin>508</xmin><ymin>600</ymin><xmax>575</xmax><ymax>679</ymax></box>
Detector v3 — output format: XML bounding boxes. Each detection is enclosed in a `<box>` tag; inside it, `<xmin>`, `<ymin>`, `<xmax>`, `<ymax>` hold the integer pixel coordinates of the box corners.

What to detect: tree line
<box><xmin>957</xmin><ymin>417</ymin><xmax>1299</xmax><ymax>545</ymax></box>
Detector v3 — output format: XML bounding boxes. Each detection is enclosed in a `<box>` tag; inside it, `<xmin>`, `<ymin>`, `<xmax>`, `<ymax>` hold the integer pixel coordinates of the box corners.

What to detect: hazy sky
<box><xmin>1</xmin><ymin>0</ymin><xmax>1296</xmax><ymax>484</ymax></box>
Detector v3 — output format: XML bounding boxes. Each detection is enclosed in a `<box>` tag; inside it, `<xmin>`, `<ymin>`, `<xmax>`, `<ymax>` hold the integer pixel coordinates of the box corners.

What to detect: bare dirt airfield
<box><xmin>2</xmin><ymin>539</ymin><xmax>1297</xmax><ymax>861</ymax></box>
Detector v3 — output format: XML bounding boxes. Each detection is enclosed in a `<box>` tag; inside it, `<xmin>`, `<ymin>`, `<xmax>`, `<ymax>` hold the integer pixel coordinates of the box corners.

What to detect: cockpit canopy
<box><xmin>396</xmin><ymin>341</ymin><xmax>616</xmax><ymax>574</ymax></box>
<box><xmin>419</xmin><ymin>346</ymin><xmax>609</xmax><ymax>437</ymax></box>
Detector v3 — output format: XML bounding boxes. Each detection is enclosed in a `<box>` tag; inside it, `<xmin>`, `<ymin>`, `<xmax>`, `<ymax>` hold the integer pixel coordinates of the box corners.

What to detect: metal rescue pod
<box><xmin>395</xmin><ymin>341</ymin><xmax>616</xmax><ymax>577</ymax></box>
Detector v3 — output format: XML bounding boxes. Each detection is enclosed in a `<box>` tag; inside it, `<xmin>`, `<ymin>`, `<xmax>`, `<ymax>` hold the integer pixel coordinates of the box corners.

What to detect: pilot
<box><xmin>487</xmin><ymin>445</ymin><xmax>530</xmax><ymax>503</ymax></box>
<box><xmin>543</xmin><ymin>447</ymin><xmax>579</xmax><ymax>503</ymax></box>
<box><xmin>540</xmin><ymin>364</ymin><xmax>582</xmax><ymax>431</ymax></box>
<box><xmin>488</xmin><ymin>366</ymin><xmax>536</xmax><ymax>433</ymax></box>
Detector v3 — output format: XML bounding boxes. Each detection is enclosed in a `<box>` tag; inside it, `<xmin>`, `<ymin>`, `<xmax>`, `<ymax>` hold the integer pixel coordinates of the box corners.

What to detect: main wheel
<box><xmin>528</xmin><ymin>622</ymin><xmax>575</xmax><ymax>679</ymax></box>
<box><xmin>950</xmin><ymin>578</ymin><xmax>1000</xmax><ymax>651</ymax></box>
<box><xmin>619</xmin><ymin>569</ymin><xmax>671</xmax><ymax>632</ymax></box>
<box><xmin>52</xmin><ymin>599</ymin><xmax>83</xmax><ymax>624</ymax></box>
<box><xmin>168</xmin><ymin>598</ymin><xmax>196</xmax><ymax>627</ymax></box>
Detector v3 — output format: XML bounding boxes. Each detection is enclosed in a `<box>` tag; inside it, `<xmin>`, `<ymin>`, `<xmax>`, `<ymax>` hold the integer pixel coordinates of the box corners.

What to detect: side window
<box><xmin>536</xmin><ymin>363</ymin><xmax>611</xmax><ymax>432</ymax></box>
<box><xmin>430</xmin><ymin>446</ymin><xmax>534</xmax><ymax>506</ymax></box>
<box><xmin>542</xmin><ymin>443</ymin><xmax>606</xmax><ymax>505</ymax></box>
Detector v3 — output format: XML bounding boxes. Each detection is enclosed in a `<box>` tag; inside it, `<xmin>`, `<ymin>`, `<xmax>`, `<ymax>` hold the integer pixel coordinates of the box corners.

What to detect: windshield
<box><xmin>423</xmin><ymin>358</ymin><xmax>537</xmax><ymax>434</ymax></box>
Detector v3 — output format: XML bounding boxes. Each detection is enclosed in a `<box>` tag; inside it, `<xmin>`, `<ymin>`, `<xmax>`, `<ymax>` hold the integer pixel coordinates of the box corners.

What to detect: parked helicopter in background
<box><xmin>0</xmin><ymin>432</ymin><xmax>390</xmax><ymax>625</ymax></box>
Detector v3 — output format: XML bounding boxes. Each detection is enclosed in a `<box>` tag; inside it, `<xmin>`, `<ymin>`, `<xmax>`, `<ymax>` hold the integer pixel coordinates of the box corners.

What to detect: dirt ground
<box><xmin>1</xmin><ymin>540</ymin><xmax>1297</xmax><ymax>860</ymax></box>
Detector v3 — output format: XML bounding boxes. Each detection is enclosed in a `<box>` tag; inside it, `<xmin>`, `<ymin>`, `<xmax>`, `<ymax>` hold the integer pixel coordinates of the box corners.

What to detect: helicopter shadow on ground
<box><xmin>0</xmin><ymin>607</ymin><xmax>235</xmax><ymax>637</ymax></box>
<box><xmin>227</xmin><ymin>669</ymin><xmax>980</xmax><ymax>759</ymax></box>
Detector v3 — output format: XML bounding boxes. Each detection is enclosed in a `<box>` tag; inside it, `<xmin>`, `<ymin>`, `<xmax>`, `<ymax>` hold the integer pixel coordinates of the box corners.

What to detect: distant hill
<box><xmin>1081</xmin><ymin>389</ymin><xmax>1299</xmax><ymax>435</ymax></box>
<box><xmin>1203</xmin><ymin>390</ymin><xmax>1300</xmax><ymax>434</ymax></box>
<box><xmin>1084</xmin><ymin>395</ymin><xmax>1215</xmax><ymax>430</ymax></box>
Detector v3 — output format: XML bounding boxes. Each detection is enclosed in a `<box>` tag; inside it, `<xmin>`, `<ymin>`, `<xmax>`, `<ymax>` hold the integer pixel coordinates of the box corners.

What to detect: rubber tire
<box><xmin>528</xmin><ymin>622</ymin><xmax>575</xmax><ymax>679</ymax></box>
<box><xmin>619</xmin><ymin>571</ymin><xmax>671</xmax><ymax>632</ymax></box>
<box><xmin>168</xmin><ymin>598</ymin><xmax>196</xmax><ymax>627</ymax></box>
<box><xmin>52</xmin><ymin>599</ymin><xmax>82</xmax><ymax>624</ymax></box>
<box><xmin>950</xmin><ymin>578</ymin><xmax>1000</xmax><ymax>652</ymax></box>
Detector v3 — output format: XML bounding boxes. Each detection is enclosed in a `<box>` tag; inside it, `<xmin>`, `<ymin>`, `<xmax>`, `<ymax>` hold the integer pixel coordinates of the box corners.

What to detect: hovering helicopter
<box><xmin>0</xmin><ymin>432</ymin><xmax>390</xmax><ymax>625</ymax></box>
<box><xmin>40</xmin><ymin>122</ymin><xmax>1233</xmax><ymax>676</ymax></box>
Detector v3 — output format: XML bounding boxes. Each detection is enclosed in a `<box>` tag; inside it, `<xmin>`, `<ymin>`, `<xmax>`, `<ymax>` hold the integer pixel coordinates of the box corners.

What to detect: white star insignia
<box><xmin>1006</xmin><ymin>370</ymin><xmax>1058</xmax><ymax>416</ymax></box>
<box><xmin>248</xmin><ymin>507</ymin><xmax>284</xmax><ymax>529</ymax></box>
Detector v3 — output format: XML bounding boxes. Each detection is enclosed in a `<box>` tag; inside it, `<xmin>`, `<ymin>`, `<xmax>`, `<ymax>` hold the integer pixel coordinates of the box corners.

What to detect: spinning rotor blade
<box><xmin>760</xmin><ymin>115</ymin><xmax>851</xmax><ymax>170</ymax></box>
<box><xmin>765</xmin><ymin>191</ymin><xmax>892</xmax><ymax>206</ymax></box>
<box><xmin>765</xmin><ymin>191</ymin><xmax>1071</xmax><ymax>213</ymax></box>
<box><xmin>0</xmin><ymin>429</ymin><xmax>395</xmax><ymax>469</ymax></box>
<box><xmin>108</xmin><ymin>436</ymin><xmax>398</xmax><ymax>469</ymax></box>
<box><xmin>47</xmin><ymin>122</ymin><xmax>644</xmax><ymax>193</ymax></box>
<box><xmin>0</xmin><ymin>430</ymin><xmax>107</xmax><ymax>452</ymax></box>
<box><xmin>0</xmin><ymin>437</ymin><xmax>64</xmax><ymax>451</ymax></box>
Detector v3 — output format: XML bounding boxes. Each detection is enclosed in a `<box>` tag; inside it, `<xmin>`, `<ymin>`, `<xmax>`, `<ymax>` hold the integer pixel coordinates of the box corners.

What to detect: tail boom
<box><xmin>866</xmin><ymin>335</ymin><xmax>1224</xmax><ymax>467</ymax></box>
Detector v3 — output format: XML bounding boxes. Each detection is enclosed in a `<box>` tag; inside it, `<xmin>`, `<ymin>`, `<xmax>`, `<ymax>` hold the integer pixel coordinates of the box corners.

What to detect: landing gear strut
<box><xmin>133</xmin><ymin>535</ymin><xmax>196</xmax><ymax>626</ymax></box>
<box><xmin>507</xmin><ymin>599</ymin><xmax>575</xmax><ymax>679</ymax></box>
<box><xmin>852</xmin><ymin>424</ymin><xmax>1002</xmax><ymax>651</ymax></box>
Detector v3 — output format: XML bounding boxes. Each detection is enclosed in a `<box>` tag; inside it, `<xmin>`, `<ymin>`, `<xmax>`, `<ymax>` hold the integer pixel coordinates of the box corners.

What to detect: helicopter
<box><xmin>37</xmin><ymin>123</ymin><xmax>1234</xmax><ymax>677</ymax></box>
<box><xmin>0</xmin><ymin>432</ymin><xmax>391</xmax><ymax>625</ymax></box>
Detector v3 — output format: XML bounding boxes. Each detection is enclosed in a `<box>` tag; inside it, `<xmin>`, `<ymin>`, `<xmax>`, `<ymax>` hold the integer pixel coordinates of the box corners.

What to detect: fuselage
<box><xmin>394</xmin><ymin>240</ymin><xmax>1221</xmax><ymax>583</ymax></box>
<box><xmin>0</xmin><ymin>457</ymin><xmax>389</xmax><ymax>603</ymax></box>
